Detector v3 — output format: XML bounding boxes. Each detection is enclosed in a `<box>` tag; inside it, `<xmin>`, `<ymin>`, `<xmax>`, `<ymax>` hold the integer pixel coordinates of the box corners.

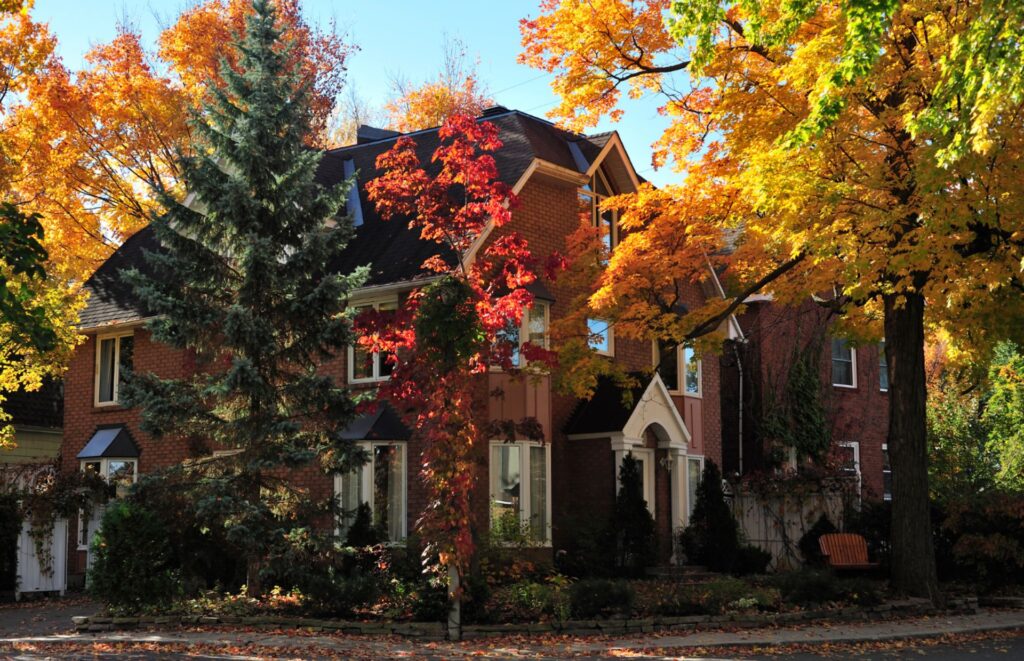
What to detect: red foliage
<box><xmin>365</xmin><ymin>115</ymin><xmax>557</xmax><ymax>586</ymax></box>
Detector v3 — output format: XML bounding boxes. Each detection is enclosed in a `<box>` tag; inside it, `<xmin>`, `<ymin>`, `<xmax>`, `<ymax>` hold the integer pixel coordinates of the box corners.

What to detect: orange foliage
<box><xmin>6</xmin><ymin>0</ymin><xmax>349</xmax><ymax>282</ymax></box>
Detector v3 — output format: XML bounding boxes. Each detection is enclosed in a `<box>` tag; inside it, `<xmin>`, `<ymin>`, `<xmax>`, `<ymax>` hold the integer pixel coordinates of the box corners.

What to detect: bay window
<box><xmin>683</xmin><ymin>346</ymin><xmax>701</xmax><ymax>396</ymax></box>
<box><xmin>77</xmin><ymin>457</ymin><xmax>137</xmax><ymax>550</ymax></box>
<box><xmin>489</xmin><ymin>441</ymin><xmax>550</xmax><ymax>543</ymax></box>
<box><xmin>587</xmin><ymin>318</ymin><xmax>614</xmax><ymax>356</ymax></box>
<box><xmin>335</xmin><ymin>442</ymin><xmax>407</xmax><ymax>542</ymax></box>
<box><xmin>495</xmin><ymin>302</ymin><xmax>549</xmax><ymax>368</ymax></box>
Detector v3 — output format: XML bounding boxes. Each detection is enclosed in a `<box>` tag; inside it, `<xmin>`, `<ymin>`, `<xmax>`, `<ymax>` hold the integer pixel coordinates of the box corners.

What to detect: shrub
<box><xmin>767</xmin><ymin>570</ymin><xmax>883</xmax><ymax>607</ymax></box>
<box><xmin>610</xmin><ymin>454</ymin><xmax>657</xmax><ymax>576</ymax></box>
<box><xmin>88</xmin><ymin>500</ymin><xmax>181</xmax><ymax>612</ymax></box>
<box><xmin>942</xmin><ymin>492</ymin><xmax>1024</xmax><ymax>586</ymax></box>
<box><xmin>655</xmin><ymin>578</ymin><xmax>779</xmax><ymax>616</ymax></box>
<box><xmin>569</xmin><ymin>578</ymin><xmax>635</xmax><ymax>618</ymax></box>
<box><xmin>345</xmin><ymin>503</ymin><xmax>384</xmax><ymax>547</ymax></box>
<box><xmin>554</xmin><ymin>515</ymin><xmax>613</xmax><ymax>578</ymax></box>
<box><xmin>798</xmin><ymin>514</ymin><xmax>838</xmax><ymax>567</ymax></box>
<box><xmin>733</xmin><ymin>544</ymin><xmax>773</xmax><ymax>576</ymax></box>
<box><xmin>680</xmin><ymin>461</ymin><xmax>738</xmax><ymax>572</ymax></box>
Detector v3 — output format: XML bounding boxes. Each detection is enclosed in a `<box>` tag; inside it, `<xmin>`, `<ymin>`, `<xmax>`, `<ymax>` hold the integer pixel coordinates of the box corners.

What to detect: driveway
<box><xmin>0</xmin><ymin>597</ymin><xmax>100</xmax><ymax>637</ymax></box>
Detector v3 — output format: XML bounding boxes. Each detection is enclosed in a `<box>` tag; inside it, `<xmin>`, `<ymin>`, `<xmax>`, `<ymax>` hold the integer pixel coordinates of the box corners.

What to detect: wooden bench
<box><xmin>819</xmin><ymin>533</ymin><xmax>879</xmax><ymax>570</ymax></box>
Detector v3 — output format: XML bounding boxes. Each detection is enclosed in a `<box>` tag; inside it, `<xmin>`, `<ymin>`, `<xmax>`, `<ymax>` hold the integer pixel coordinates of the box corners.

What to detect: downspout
<box><xmin>733</xmin><ymin>340</ymin><xmax>744</xmax><ymax>476</ymax></box>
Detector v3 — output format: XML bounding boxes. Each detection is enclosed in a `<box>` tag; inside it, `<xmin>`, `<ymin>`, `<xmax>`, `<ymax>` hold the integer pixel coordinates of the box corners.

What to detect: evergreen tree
<box><xmin>680</xmin><ymin>460</ymin><xmax>739</xmax><ymax>572</ymax></box>
<box><xmin>122</xmin><ymin>0</ymin><xmax>365</xmax><ymax>594</ymax></box>
<box><xmin>610</xmin><ymin>453</ymin><xmax>657</xmax><ymax>575</ymax></box>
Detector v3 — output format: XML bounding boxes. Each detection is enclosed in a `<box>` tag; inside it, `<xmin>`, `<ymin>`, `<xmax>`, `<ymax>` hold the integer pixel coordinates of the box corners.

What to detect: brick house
<box><xmin>719</xmin><ymin>301</ymin><xmax>892</xmax><ymax>500</ymax></box>
<box><xmin>60</xmin><ymin>106</ymin><xmax>885</xmax><ymax>583</ymax></box>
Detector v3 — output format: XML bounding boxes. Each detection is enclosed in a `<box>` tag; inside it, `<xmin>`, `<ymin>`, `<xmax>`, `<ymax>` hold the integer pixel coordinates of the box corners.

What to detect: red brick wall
<box><xmin>734</xmin><ymin>301</ymin><xmax>890</xmax><ymax>498</ymax></box>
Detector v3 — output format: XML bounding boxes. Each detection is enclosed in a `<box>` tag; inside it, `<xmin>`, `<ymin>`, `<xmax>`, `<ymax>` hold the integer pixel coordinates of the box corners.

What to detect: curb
<box><xmin>67</xmin><ymin>597</ymin><xmax>983</xmax><ymax>641</ymax></box>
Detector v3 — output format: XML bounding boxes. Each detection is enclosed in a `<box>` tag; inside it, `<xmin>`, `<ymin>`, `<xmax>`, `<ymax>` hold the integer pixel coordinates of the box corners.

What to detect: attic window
<box><xmin>577</xmin><ymin>168</ymin><xmax>618</xmax><ymax>252</ymax></box>
<box><xmin>342</xmin><ymin>159</ymin><xmax>364</xmax><ymax>227</ymax></box>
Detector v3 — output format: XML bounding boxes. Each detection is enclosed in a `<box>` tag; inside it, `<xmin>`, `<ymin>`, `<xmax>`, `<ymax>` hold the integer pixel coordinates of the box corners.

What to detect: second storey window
<box><xmin>831</xmin><ymin>338</ymin><xmax>857</xmax><ymax>388</ymax></box>
<box><xmin>349</xmin><ymin>300</ymin><xmax>397</xmax><ymax>383</ymax></box>
<box><xmin>496</xmin><ymin>303</ymin><xmax>549</xmax><ymax>368</ymax></box>
<box><xmin>879</xmin><ymin>341</ymin><xmax>889</xmax><ymax>391</ymax></box>
<box><xmin>683</xmin><ymin>346</ymin><xmax>702</xmax><ymax>396</ymax></box>
<box><xmin>95</xmin><ymin>333</ymin><xmax>134</xmax><ymax>406</ymax></box>
<box><xmin>587</xmin><ymin>318</ymin><xmax>614</xmax><ymax>356</ymax></box>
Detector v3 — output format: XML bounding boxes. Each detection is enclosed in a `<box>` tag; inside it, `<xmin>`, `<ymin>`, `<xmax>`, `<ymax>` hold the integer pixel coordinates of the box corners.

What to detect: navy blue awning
<box><xmin>77</xmin><ymin>426</ymin><xmax>140</xmax><ymax>459</ymax></box>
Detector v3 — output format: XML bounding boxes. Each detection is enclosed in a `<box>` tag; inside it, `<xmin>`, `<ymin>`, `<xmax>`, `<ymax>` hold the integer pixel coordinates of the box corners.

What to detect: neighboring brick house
<box><xmin>61</xmin><ymin>107</ymin><xmax>725</xmax><ymax>583</ymax></box>
<box><xmin>719</xmin><ymin>300</ymin><xmax>892</xmax><ymax>500</ymax></box>
<box><xmin>2</xmin><ymin>380</ymin><xmax>63</xmax><ymax>466</ymax></box>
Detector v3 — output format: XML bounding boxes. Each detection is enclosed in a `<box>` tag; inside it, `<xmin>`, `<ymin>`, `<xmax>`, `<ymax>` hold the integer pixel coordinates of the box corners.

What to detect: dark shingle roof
<box><xmin>78</xmin><ymin>109</ymin><xmax>612</xmax><ymax>328</ymax></box>
<box><xmin>6</xmin><ymin>379</ymin><xmax>63</xmax><ymax>430</ymax></box>
<box><xmin>563</xmin><ymin>373</ymin><xmax>650</xmax><ymax>436</ymax></box>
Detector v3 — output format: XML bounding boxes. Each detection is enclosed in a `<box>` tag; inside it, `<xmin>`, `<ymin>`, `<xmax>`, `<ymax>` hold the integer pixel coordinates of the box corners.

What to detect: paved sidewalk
<box><xmin>2</xmin><ymin>608</ymin><xmax>1023</xmax><ymax>657</ymax></box>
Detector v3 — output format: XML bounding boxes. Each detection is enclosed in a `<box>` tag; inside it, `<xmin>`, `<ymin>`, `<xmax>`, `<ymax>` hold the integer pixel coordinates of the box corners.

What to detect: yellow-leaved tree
<box><xmin>522</xmin><ymin>0</ymin><xmax>1024</xmax><ymax>602</ymax></box>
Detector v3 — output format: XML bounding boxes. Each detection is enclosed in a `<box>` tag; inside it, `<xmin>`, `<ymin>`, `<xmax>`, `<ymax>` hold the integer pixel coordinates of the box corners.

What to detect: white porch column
<box><xmin>662</xmin><ymin>443</ymin><xmax>688</xmax><ymax>565</ymax></box>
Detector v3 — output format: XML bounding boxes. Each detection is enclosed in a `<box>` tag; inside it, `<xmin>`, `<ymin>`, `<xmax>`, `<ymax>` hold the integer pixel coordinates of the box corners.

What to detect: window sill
<box><xmin>348</xmin><ymin>378</ymin><xmax>391</xmax><ymax>386</ymax></box>
<box><xmin>92</xmin><ymin>402</ymin><xmax>127</xmax><ymax>412</ymax></box>
<box><xmin>832</xmin><ymin>384</ymin><xmax>858</xmax><ymax>390</ymax></box>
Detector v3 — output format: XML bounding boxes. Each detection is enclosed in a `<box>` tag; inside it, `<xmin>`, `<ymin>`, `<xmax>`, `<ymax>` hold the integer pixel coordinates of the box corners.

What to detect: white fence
<box><xmin>15</xmin><ymin>518</ymin><xmax>67</xmax><ymax>600</ymax></box>
<box><xmin>731</xmin><ymin>487</ymin><xmax>846</xmax><ymax>570</ymax></box>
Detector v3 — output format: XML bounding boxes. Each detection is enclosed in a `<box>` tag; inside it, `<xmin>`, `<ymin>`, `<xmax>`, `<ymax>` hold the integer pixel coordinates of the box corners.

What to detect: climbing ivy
<box><xmin>761</xmin><ymin>341</ymin><xmax>831</xmax><ymax>464</ymax></box>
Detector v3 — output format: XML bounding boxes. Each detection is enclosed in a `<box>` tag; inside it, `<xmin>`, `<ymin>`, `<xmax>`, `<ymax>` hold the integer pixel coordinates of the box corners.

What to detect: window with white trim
<box><xmin>683</xmin><ymin>346</ymin><xmax>702</xmax><ymax>396</ymax></box>
<box><xmin>577</xmin><ymin>168</ymin><xmax>618</xmax><ymax>254</ymax></box>
<box><xmin>882</xmin><ymin>444</ymin><xmax>892</xmax><ymax>501</ymax></box>
<box><xmin>335</xmin><ymin>442</ymin><xmax>407</xmax><ymax>542</ymax></box>
<box><xmin>77</xmin><ymin>458</ymin><xmax>137</xmax><ymax>550</ymax></box>
<box><xmin>831</xmin><ymin>338</ymin><xmax>857</xmax><ymax>388</ymax></box>
<box><xmin>587</xmin><ymin>318</ymin><xmax>614</xmax><ymax>356</ymax></box>
<box><xmin>837</xmin><ymin>441</ymin><xmax>861</xmax><ymax>492</ymax></box>
<box><xmin>879</xmin><ymin>341</ymin><xmax>889</xmax><ymax>391</ymax></box>
<box><xmin>95</xmin><ymin>332</ymin><xmax>134</xmax><ymax>405</ymax></box>
<box><xmin>348</xmin><ymin>300</ymin><xmax>398</xmax><ymax>383</ymax></box>
<box><xmin>495</xmin><ymin>302</ymin><xmax>549</xmax><ymax>368</ymax></box>
<box><xmin>489</xmin><ymin>441</ymin><xmax>551</xmax><ymax>543</ymax></box>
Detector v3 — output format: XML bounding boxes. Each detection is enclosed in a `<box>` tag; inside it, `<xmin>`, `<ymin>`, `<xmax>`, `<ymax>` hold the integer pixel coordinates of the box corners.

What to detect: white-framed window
<box><xmin>489</xmin><ymin>440</ymin><xmax>551</xmax><ymax>544</ymax></box>
<box><xmin>653</xmin><ymin>341</ymin><xmax>681</xmax><ymax>393</ymax></box>
<box><xmin>685</xmin><ymin>455</ymin><xmax>704</xmax><ymax>523</ymax></box>
<box><xmin>334</xmin><ymin>441</ymin><xmax>407</xmax><ymax>543</ymax></box>
<box><xmin>495</xmin><ymin>302</ymin><xmax>549</xmax><ymax>368</ymax></box>
<box><xmin>831</xmin><ymin>338</ymin><xmax>857</xmax><ymax>388</ymax></box>
<box><xmin>348</xmin><ymin>299</ymin><xmax>398</xmax><ymax>384</ymax></box>
<box><xmin>577</xmin><ymin>168</ymin><xmax>618</xmax><ymax>254</ymax></box>
<box><xmin>882</xmin><ymin>443</ymin><xmax>892</xmax><ymax>501</ymax></box>
<box><xmin>77</xmin><ymin>458</ymin><xmax>138</xmax><ymax>550</ymax></box>
<box><xmin>683</xmin><ymin>346</ymin><xmax>702</xmax><ymax>397</ymax></box>
<box><xmin>94</xmin><ymin>332</ymin><xmax>134</xmax><ymax>406</ymax></box>
<box><xmin>879</xmin><ymin>341</ymin><xmax>889</xmax><ymax>392</ymax></box>
<box><xmin>837</xmin><ymin>441</ymin><xmax>861</xmax><ymax>492</ymax></box>
<box><xmin>587</xmin><ymin>318</ymin><xmax>614</xmax><ymax>356</ymax></box>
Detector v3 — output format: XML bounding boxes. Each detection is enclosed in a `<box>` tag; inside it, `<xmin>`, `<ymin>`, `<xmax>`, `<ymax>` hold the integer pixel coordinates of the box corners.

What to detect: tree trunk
<box><xmin>883</xmin><ymin>292</ymin><xmax>941</xmax><ymax>603</ymax></box>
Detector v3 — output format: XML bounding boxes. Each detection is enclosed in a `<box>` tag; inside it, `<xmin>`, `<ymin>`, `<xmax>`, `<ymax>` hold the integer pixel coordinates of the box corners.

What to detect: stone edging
<box><xmin>71</xmin><ymin>597</ymin><xmax>984</xmax><ymax>641</ymax></box>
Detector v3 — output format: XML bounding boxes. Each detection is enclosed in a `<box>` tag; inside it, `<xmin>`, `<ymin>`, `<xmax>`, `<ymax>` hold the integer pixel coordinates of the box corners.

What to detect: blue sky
<box><xmin>32</xmin><ymin>0</ymin><xmax>675</xmax><ymax>186</ymax></box>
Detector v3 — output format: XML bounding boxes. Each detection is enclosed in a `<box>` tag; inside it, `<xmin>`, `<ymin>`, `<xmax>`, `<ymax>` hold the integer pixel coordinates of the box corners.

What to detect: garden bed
<box><xmin>70</xmin><ymin>595</ymin><xmax>980</xmax><ymax>640</ymax></box>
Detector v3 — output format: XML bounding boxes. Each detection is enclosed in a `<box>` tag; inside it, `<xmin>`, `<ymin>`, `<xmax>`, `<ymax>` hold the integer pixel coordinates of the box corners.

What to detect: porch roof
<box><xmin>338</xmin><ymin>403</ymin><xmax>411</xmax><ymax>441</ymax></box>
<box><xmin>77</xmin><ymin>426</ymin><xmax>140</xmax><ymax>459</ymax></box>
